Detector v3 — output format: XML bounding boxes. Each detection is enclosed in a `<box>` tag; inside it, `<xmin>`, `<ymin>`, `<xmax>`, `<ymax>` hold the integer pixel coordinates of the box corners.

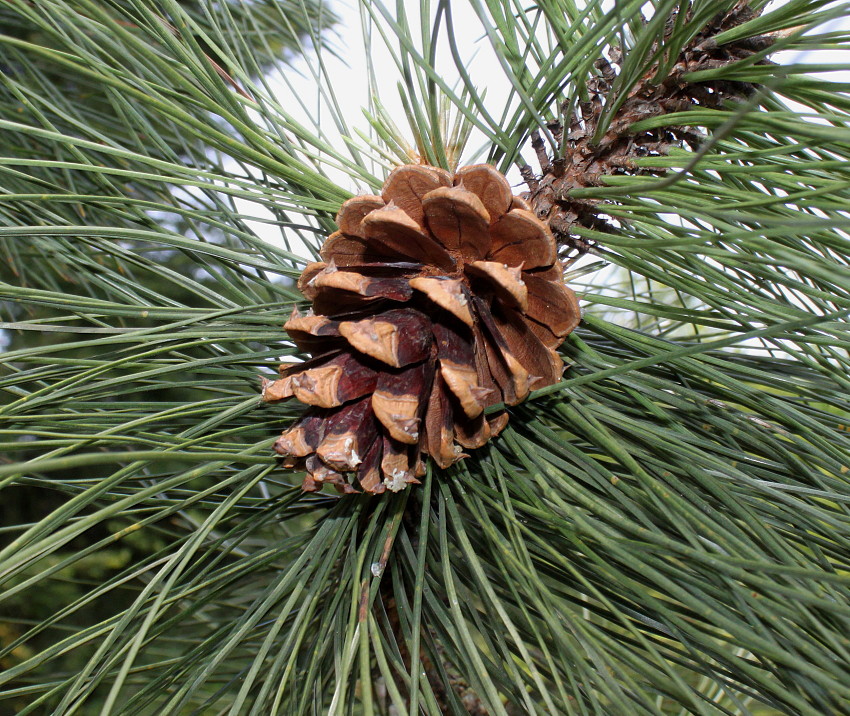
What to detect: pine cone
<box><xmin>263</xmin><ymin>164</ymin><xmax>580</xmax><ymax>494</ymax></box>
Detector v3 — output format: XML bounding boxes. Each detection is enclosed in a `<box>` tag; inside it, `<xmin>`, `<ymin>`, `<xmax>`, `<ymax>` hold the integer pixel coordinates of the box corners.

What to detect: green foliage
<box><xmin>1</xmin><ymin>0</ymin><xmax>850</xmax><ymax>714</ymax></box>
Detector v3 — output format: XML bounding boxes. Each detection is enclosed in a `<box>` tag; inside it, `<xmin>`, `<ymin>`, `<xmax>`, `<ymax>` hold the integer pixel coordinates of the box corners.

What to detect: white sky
<box><xmin>243</xmin><ymin>0</ymin><xmax>850</xmax><ymax>250</ymax></box>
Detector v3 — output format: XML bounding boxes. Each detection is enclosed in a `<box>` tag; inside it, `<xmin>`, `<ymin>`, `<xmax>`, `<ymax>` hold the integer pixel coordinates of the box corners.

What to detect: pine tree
<box><xmin>2</xmin><ymin>0</ymin><xmax>850</xmax><ymax>713</ymax></box>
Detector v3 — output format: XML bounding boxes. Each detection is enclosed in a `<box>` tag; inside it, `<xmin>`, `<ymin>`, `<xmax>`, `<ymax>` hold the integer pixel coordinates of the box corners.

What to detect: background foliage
<box><xmin>1</xmin><ymin>0</ymin><xmax>850</xmax><ymax>714</ymax></box>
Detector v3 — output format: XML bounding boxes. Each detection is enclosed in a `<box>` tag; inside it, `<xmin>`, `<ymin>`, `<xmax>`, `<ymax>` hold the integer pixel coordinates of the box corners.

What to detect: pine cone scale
<box><xmin>489</xmin><ymin>209</ymin><xmax>557</xmax><ymax>268</ymax></box>
<box><xmin>338</xmin><ymin>308</ymin><xmax>432</xmax><ymax>368</ymax></box>
<box><xmin>465</xmin><ymin>261</ymin><xmax>528</xmax><ymax>311</ymax></box>
<box><xmin>492</xmin><ymin>308</ymin><xmax>564</xmax><ymax>388</ymax></box>
<box><xmin>283</xmin><ymin>311</ymin><xmax>341</xmax><ymax>352</ymax></box>
<box><xmin>424</xmin><ymin>373</ymin><xmax>461</xmax><ymax>469</ymax></box>
<box><xmin>454</xmin><ymin>164</ymin><xmax>513</xmax><ymax>219</ymax></box>
<box><xmin>336</xmin><ymin>195</ymin><xmax>385</xmax><ymax>237</ymax></box>
<box><xmin>524</xmin><ymin>274</ymin><xmax>582</xmax><ymax>338</ymax></box>
<box><xmin>314</xmin><ymin>397</ymin><xmax>375</xmax><ymax>471</ymax></box>
<box><xmin>454</xmin><ymin>411</ymin><xmax>491</xmax><ymax>450</ymax></box>
<box><xmin>473</xmin><ymin>296</ymin><xmax>533</xmax><ymax>405</ymax></box>
<box><xmin>380</xmin><ymin>435</ymin><xmax>418</xmax><ymax>492</ymax></box>
<box><xmin>356</xmin><ymin>438</ymin><xmax>384</xmax><ymax>493</ymax></box>
<box><xmin>362</xmin><ymin>204</ymin><xmax>456</xmax><ymax>268</ymax></box>
<box><xmin>421</xmin><ymin>186</ymin><xmax>491</xmax><ymax>256</ymax></box>
<box><xmin>289</xmin><ymin>351</ymin><xmax>377</xmax><ymax>408</ymax></box>
<box><xmin>371</xmin><ymin>359</ymin><xmax>432</xmax><ymax>445</ymax></box>
<box><xmin>381</xmin><ymin>165</ymin><xmax>452</xmax><ymax>225</ymax></box>
<box><xmin>273</xmin><ymin>412</ymin><xmax>324</xmax><ymax>464</ymax></box>
<box><xmin>440</xmin><ymin>363</ymin><xmax>489</xmax><ymax>419</ymax></box>
<box><xmin>408</xmin><ymin>277</ymin><xmax>474</xmax><ymax>325</ymax></box>
<box><xmin>431</xmin><ymin>319</ymin><xmax>489</xmax><ymax>418</ymax></box>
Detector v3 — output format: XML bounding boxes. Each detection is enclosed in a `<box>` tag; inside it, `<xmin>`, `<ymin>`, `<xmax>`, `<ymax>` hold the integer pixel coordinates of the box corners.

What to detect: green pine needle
<box><xmin>1</xmin><ymin>0</ymin><xmax>850</xmax><ymax>713</ymax></box>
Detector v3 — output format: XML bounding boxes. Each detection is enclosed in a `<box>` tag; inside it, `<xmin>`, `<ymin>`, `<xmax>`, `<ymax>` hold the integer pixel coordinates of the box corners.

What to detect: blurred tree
<box><xmin>1</xmin><ymin>1</ymin><xmax>850</xmax><ymax>714</ymax></box>
<box><xmin>0</xmin><ymin>1</ymin><xmax>332</xmax><ymax>710</ymax></box>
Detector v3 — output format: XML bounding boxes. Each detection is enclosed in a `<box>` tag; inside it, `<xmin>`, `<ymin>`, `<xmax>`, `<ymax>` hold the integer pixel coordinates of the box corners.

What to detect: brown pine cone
<box><xmin>263</xmin><ymin>164</ymin><xmax>580</xmax><ymax>494</ymax></box>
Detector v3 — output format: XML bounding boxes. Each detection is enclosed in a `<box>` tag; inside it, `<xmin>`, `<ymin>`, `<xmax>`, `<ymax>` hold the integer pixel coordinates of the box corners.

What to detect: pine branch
<box><xmin>0</xmin><ymin>0</ymin><xmax>849</xmax><ymax>713</ymax></box>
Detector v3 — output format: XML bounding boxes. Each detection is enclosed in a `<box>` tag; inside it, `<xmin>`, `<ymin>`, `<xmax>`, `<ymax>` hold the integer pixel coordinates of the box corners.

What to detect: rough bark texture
<box><xmin>524</xmin><ymin>1</ymin><xmax>775</xmax><ymax>254</ymax></box>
